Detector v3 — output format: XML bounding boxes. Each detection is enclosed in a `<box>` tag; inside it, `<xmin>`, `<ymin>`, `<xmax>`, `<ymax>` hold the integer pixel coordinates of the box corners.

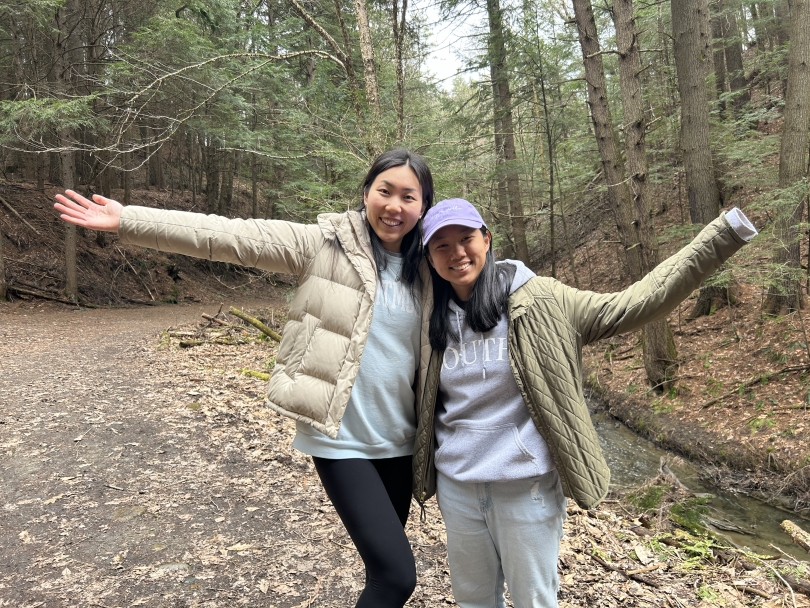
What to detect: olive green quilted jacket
<box><xmin>413</xmin><ymin>213</ymin><xmax>749</xmax><ymax>510</ymax></box>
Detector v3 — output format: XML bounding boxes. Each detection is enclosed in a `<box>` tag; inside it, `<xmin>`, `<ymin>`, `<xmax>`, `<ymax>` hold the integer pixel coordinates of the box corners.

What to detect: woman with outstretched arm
<box><xmin>412</xmin><ymin>198</ymin><xmax>757</xmax><ymax>608</ymax></box>
<box><xmin>55</xmin><ymin>148</ymin><xmax>435</xmax><ymax>608</ymax></box>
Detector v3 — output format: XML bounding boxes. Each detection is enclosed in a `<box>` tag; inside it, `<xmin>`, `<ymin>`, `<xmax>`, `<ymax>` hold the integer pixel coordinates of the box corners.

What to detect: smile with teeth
<box><xmin>450</xmin><ymin>261</ymin><xmax>472</xmax><ymax>271</ymax></box>
<box><xmin>380</xmin><ymin>217</ymin><xmax>403</xmax><ymax>227</ymax></box>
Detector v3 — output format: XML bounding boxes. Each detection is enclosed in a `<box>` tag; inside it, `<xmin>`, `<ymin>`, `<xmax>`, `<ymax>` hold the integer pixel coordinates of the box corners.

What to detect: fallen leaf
<box><xmin>43</xmin><ymin>494</ymin><xmax>64</xmax><ymax>505</ymax></box>
<box><xmin>226</xmin><ymin>542</ymin><xmax>253</xmax><ymax>551</ymax></box>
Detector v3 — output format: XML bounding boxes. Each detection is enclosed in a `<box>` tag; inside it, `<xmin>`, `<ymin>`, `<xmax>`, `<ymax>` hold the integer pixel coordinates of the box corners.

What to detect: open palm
<box><xmin>54</xmin><ymin>190</ymin><xmax>123</xmax><ymax>233</ymax></box>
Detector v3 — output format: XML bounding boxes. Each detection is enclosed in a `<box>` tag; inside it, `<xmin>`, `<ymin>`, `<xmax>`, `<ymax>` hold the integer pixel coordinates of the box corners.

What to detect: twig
<box><xmin>732</xmin><ymin>584</ymin><xmax>771</xmax><ymax>599</ymax></box>
<box><xmin>626</xmin><ymin>563</ymin><xmax>663</xmax><ymax>575</ymax></box>
<box><xmin>0</xmin><ymin>194</ymin><xmax>41</xmax><ymax>235</ymax></box>
<box><xmin>115</xmin><ymin>246</ymin><xmax>154</xmax><ymax>301</ymax></box>
<box><xmin>699</xmin><ymin>364</ymin><xmax>810</xmax><ymax>409</ymax></box>
<box><xmin>755</xmin><ymin>557</ymin><xmax>798</xmax><ymax>607</ymax></box>
<box><xmin>202</xmin><ymin>313</ymin><xmax>229</xmax><ymax>326</ymax></box>
<box><xmin>589</xmin><ymin>552</ymin><xmax>661</xmax><ymax>588</ymax></box>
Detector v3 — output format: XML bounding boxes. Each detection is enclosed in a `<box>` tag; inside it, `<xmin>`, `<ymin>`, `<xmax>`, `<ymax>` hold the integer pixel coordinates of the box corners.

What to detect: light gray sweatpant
<box><xmin>437</xmin><ymin>469</ymin><xmax>567</xmax><ymax>608</ymax></box>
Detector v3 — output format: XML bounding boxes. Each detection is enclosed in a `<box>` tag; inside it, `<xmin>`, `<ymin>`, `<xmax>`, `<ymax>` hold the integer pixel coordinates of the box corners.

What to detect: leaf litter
<box><xmin>1</xmin><ymin>300</ymin><xmax>808</xmax><ymax>607</ymax></box>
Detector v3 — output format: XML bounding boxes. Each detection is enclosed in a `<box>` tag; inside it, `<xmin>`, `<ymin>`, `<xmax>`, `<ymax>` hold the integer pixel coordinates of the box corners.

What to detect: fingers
<box><xmin>57</xmin><ymin>213</ymin><xmax>87</xmax><ymax>227</ymax></box>
<box><xmin>64</xmin><ymin>189</ymin><xmax>94</xmax><ymax>207</ymax></box>
<box><xmin>91</xmin><ymin>193</ymin><xmax>111</xmax><ymax>206</ymax></box>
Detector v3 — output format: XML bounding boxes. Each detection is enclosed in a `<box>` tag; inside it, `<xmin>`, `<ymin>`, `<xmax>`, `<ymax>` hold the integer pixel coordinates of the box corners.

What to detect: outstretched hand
<box><xmin>54</xmin><ymin>190</ymin><xmax>123</xmax><ymax>233</ymax></box>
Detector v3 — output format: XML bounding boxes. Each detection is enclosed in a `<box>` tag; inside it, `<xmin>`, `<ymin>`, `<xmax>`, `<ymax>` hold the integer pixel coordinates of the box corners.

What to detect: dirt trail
<box><xmin>0</xmin><ymin>302</ymin><xmax>450</xmax><ymax>607</ymax></box>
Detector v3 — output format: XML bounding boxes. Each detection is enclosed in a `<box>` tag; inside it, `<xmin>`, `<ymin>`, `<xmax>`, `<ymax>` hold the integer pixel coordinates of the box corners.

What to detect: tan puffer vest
<box><xmin>119</xmin><ymin>206</ymin><xmax>433</xmax><ymax>438</ymax></box>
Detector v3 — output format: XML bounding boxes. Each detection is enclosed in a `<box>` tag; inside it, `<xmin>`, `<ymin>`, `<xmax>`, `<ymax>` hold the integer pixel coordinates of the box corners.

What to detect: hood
<box><xmin>502</xmin><ymin>259</ymin><xmax>535</xmax><ymax>294</ymax></box>
<box><xmin>447</xmin><ymin>259</ymin><xmax>536</xmax><ymax>315</ymax></box>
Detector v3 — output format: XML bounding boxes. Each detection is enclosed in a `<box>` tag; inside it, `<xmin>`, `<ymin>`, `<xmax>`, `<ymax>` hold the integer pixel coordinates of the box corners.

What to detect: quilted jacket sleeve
<box><xmin>118</xmin><ymin>206</ymin><xmax>323</xmax><ymax>277</ymax></box>
<box><xmin>552</xmin><ymin>212</ymin><xmax>750</xmax><ymax>346</ymax></box>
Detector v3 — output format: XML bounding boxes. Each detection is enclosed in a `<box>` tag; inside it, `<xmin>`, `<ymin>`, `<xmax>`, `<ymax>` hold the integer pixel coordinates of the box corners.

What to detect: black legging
<box><xmin>313</xmin><ymin>455</ymin><xmax>416</xmax><ymax>607</ymax></box>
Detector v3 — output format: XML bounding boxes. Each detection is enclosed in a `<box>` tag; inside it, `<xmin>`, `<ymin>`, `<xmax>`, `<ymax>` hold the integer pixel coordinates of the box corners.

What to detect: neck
<box><xmin>452</xmin><ymin>286</ymin><xmax>471</xmax><ymax>301</ymax></box>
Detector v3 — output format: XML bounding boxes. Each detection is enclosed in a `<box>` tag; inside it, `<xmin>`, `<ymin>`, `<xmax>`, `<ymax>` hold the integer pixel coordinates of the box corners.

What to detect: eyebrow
<box><xmin>379</xmin><ymin>180</ymin><xmax>417</xmax><ymax>192</ymax></box>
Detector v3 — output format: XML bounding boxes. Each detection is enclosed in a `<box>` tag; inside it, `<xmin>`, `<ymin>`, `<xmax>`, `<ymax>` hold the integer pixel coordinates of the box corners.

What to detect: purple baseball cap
<box><xmin>423</xmin><ymin>198</ymin><xmax>487</xmax><ymax>245</ymax></box>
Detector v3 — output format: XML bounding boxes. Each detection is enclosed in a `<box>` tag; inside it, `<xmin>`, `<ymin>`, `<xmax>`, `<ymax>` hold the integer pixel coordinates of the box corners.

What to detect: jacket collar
<box><xmin>318</xmin><ymin>209</ymin><xmax>377</xmax><ymax>295</ymax></box>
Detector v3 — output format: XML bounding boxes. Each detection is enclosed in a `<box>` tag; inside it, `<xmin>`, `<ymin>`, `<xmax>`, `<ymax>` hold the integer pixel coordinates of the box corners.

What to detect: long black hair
<box><xmin>360</xmin><ymin>148</ymin><xmax>434</xmax><ymax>288</ymax></box>
<box><xmin>428</xmin><ymin>228</ymin><xmax>516</xmax><ymax>351</ymax></box>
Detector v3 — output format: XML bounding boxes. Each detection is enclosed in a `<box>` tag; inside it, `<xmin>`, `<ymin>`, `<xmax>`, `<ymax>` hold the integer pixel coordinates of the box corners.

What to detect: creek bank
<box><xmin>585</xmin><ymin>378</ymin><xmax>810</xmax><ymax>517</ymax></box>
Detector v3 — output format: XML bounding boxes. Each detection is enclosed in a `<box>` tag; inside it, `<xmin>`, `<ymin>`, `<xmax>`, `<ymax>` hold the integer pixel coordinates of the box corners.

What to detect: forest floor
<box><xmin>2</xmin><ymin>179</ymin><xmax>810</xmax><ymax>606</ymax></box>
<box><xmin>3</xmin><ymin>301</ymin><xmax>810</xmax><ymax>607</ymax></box>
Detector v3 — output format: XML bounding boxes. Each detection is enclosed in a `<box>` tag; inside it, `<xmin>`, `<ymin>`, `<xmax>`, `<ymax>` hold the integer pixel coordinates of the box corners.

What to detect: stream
<box><xmin>591</xmin><ymin>407</ymin><xmax>810</xmax><ymax>561</ymax></box>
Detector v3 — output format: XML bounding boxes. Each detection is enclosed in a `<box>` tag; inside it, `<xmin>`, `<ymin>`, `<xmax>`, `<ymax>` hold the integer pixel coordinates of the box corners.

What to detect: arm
<box><xmin>54</xmin><ymin>190</ymin><xmax>322</xmax><ymax>276</ymax></box>
<box><xmin>554</xmin><ymin>210</ymin><xmax>756</xmax><ymax>346</ymax></box>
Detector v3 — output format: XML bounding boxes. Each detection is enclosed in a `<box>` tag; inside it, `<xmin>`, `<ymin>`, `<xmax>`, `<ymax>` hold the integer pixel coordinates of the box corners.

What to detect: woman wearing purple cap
<box><xmin>54</xmin><ymin>149</ymin><xmax>435</xmax><ymax>608</ymax></box>
<box><xmin>412</xmin><ymin>198</ymin><xmax>757</xmax><ymax>607</ymax></box>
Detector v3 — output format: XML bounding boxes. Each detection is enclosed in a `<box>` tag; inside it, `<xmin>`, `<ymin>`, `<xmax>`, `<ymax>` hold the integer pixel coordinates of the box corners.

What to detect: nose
<box><xmin>384</xmin><ymin>195</ymin><xmax>403</xmax><ymax>212</ymax></box>
<box><xmin>450</xmin><ymin>242</ymin><xmax>466</xmax><ymax>259</ymax></box>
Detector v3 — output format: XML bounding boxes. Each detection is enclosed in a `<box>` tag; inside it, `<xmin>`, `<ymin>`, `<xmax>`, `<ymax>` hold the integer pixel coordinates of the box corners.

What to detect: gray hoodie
<box><xmin>434</xmin><ymin>260</ymin><xmax>556</xmax><ymax>483</ymax></box>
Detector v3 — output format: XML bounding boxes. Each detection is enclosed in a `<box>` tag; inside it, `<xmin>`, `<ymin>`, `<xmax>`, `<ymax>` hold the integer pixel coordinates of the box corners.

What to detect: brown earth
<box><xmin>3</xmin><ymin>300</ymin><xmax>809</xmax><ymax>607</ymax></box>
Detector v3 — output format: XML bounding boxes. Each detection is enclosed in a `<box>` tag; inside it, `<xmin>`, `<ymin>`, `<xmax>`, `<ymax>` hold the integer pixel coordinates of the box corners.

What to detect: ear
<box><xmin>484</xmin><ymin>229</ymin><xmax>492</xmax><ymax>249</ymax></box>
<box><xmin>426</xmin><ymin>251</ymin><xmax>435</xmax><ymax>268</ymax></box>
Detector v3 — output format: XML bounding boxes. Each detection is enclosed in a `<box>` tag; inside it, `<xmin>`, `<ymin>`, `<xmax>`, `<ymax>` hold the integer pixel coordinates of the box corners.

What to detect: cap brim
<box><xmin>424</xmin><ymin>219</ymin><xmax>485</xmax><ymax>245</ymax></box>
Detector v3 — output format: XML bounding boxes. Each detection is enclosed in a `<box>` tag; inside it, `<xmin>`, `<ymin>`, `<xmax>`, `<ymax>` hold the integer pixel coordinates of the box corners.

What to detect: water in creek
<box><xmin>591</xmin><ymin>408</ymin><xmax>810</xmax><ymax>561</ymax></box>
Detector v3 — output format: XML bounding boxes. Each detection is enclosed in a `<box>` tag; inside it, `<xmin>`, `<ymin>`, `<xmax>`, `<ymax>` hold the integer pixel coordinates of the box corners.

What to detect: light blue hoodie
<box><xmin>434</xmin><ymin>260</ymin><xmax>556</xmax><ymax>483</ymax></box>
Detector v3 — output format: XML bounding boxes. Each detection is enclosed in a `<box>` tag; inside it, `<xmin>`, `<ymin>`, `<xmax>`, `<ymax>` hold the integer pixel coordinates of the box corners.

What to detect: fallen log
<box><xmin>228</xmin><ymin>307</ymin><xmax>281</xmax><ymax>342</ymax></box>
<box><xmin>781</xmin><ymin>520</ymin><xmax>810</xmax><ymax>554</ymax></box>
<box><xmin>783</xmin><ymin>574</ymin><xmax>810</xmax><ymax>597</ymax></box>
<box><xmin>8</xmin><ymin>284</ymin><xmax>75</xmax><ymax>305</ymax></box>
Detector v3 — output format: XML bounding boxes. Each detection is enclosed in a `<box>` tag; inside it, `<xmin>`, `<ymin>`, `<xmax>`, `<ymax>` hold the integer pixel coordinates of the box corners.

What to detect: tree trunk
<box><xmin>222</xmin><ymin>151</ymin><xmax>234</xmax><ymax>214</ymax></box>
<box><xmin>205</xmin><ymin>144</ymin><xmax>221</xmax><ymax>215</ymax></box>
<box><xmin>763</xmin><ymin>0</ymin><xmax>810</xmax><ymax>314</ymax></box>
<box><xmin>392</xmin><ymin>0</ymin><xmax>408</xmax><ymax>142</ymax></box>
<box><xmin>572</xmin><ymin>0</ymin><xmax>638</xmax><ymax>278</ymax></box>
<box><xmin>698</xmin><ymin>0</ymin><xmax>718</xmax><ymax>100</ymax></box>
<box><xmin>711</xmin><ymin>3</ymin><xmax>728</xmax><ymax>115</ymax></box>
<box><xmin>614</xmin><ymin>0</ymin><xmax>678</xmax><ymax>391</ymax></box>
<box><xmin>0</xmin><ymin>219</ymin><xmax>6</xmax><ymax>302</ymax></box>
<box><xmin>722</xmin><ymin>5</ymin><xmax>751</xmax><ymax>111</ymax></box>
<box><xmin>354</xmin><ymin>0</ymin><xmax>382</xmax><ymax>148</ymax></box>
<box><xmin>486</xmin><ymin>0</ymin><xmax>530</xmax><ymax>264</ymax></box>
<box><xmin>672</xmin><ymin>0</ymin><xmax>725</xmax><ymax>317</ymax></box>
<box><xmin>251</xmin><ymin>155</ymin><xmax>259</xmax><ymax>219</ymax></box>
<box><xmin>54</xmin><ymin>1</ymin><xmax>78</xmax><ymax>302</ymax></box>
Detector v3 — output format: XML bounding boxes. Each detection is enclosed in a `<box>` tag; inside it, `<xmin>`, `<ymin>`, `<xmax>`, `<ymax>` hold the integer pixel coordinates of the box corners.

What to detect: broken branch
<box><xmin>0</xmin><ymin>194</ymin><xmax>41</xmax><ymax>235</ymax></box>
<box><xmin>228</xmin><ymin>307</ymin><xmax>281</xmax><ymax>342</ymax></box>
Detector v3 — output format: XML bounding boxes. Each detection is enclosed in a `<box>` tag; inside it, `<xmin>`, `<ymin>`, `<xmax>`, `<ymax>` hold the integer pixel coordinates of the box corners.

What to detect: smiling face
<box><xmin>364</xmin><ymin>164</ymin><xmax>425</xmax><ymax>252</ymax></box>
<box><xmin>427</xmin><ymin>225</ymin><xmax>492</xmax><ymax>301</ymax></box>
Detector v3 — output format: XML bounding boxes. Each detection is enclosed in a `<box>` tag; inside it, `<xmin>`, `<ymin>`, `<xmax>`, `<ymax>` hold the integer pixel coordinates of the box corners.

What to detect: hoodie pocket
<box><xmin>434</xmin><ymin>423</ymin><xmax>543</xmax><ymax>482</ymax></box>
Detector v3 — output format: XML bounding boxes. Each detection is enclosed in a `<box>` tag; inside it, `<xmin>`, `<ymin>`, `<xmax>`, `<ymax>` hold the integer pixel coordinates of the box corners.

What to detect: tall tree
<box><xmin>391</xmin><ymin>0</ymin><xmax>408</xmax><ymax>142</ymax></box>
<box><xmin>718</xmin><ymin>0</ymin><xmax>750</xmax><ymax>112</ymax></box>
<box><xmin>486</xmin><ymin>0</ymin><xmax>530</xmax><ymax>264</ymax></box>
<box><xmin>0</xmin><ymin>219</ymin><xmax>5</xmax><ymax>302</ymax></box>
<box><xmin>613</xmin><ymin>0</ymin><xmax>678</xmax><ymax>389</ymax></box>
<box><xmin>54</xmin><ymin>0</ymin><xmax>80</xmax><ymax>301</ymax></box>
<box><xmin>762</xmin><ymin>0</ymin><xmax>810</xmax><ymax>314</ymax></box>
<box><xmin>672</xmin><ymin>0</ymin><xmax>725</xmax><ymax>317</ymax></box>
